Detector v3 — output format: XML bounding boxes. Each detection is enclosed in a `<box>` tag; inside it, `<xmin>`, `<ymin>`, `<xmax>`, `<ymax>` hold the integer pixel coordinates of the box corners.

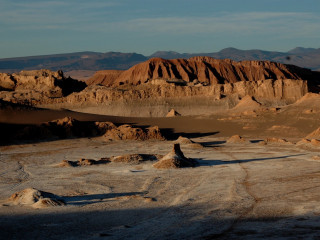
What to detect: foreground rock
<box><xmin>227</xmin><ymin>135</ymin><xmax>248</xmax><ymax>143</ymax></box>
<box><xmin>7</xmin><ymin>188</ymin><xmax>65</xmax><ymax>208</ymax></box>
<box><xmin>104</xmin><ymin>124</ymin><xmax>165</xmax><ymax>141</ymax></box>
<box><xmin>153</xmin><ymin>144</ymin><xmax>197</xmax><ymax>169</ymax></box>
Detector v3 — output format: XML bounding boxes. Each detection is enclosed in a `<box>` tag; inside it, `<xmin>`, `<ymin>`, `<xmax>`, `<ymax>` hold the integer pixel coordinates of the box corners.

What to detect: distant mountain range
<box><xmin>0</xmin><ymin>47</ymin><xmax>319</xmax><ymax>73</ymax></box>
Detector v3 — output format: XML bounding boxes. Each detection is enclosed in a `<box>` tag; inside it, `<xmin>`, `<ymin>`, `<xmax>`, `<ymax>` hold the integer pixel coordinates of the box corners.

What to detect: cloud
<box><xmin>0</xmin><ymin>0</ymin><xmax>121</xmax><ymax>28</ymax></box>
<box><xmin>0</xmin><ymin>1</ymin><xmax>319</xmax><ymax>42</ymax></box>
<box><xmin>117</xmin><ymin>12</ymin><xmax>320</xmax><ymax>37</ymax></box>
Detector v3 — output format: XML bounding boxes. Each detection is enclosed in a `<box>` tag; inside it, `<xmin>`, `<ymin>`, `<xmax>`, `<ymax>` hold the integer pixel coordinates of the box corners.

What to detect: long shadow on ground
<box><xmin>196</xmin><ymin>154</ymin><xmax>306</xmax><ymax>167</ymax></box>
<box><xmin>62</xmin><ymin>192</ymin><xmax>147</xmax><ymax>206</ymax></box>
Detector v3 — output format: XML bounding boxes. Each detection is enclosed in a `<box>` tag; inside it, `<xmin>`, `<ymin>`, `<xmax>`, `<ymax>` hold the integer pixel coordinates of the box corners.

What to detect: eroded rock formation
<box><xmin>153</xmin><ymin>144</ymin><xmax>197</xmax><ymax>169</ymax></box>
<box><xmin>1</xmin><ymin>58</ymin><xmax>318</xmax><ymax>109</ymax></box>
<box><xmin>88</xmin><ymin>57</ymin><xmax>319</xmax><ymax>88</ymax></box>
<box><xmin>0</xmin><ymin>69</ymin><xmax>86</xmax><ymax>97</ymax></box>
<box><xmin>64</xmin><ymin>78</ymin><xmax>307</xmax><ymax>105</ymax></box>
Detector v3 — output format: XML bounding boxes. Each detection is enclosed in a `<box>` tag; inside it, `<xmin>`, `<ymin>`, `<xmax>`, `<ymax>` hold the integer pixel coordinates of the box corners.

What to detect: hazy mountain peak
<box><xmin>288</xmin><ymin>47</ymin><xmax>317</xmax><ymax>54</ymax></box>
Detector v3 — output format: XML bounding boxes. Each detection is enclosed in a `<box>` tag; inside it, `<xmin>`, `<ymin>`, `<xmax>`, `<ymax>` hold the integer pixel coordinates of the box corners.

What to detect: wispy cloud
<box><xmin>116</xmin><ymin>12</ymin><xmax>320</xmax><ymax>37</ymax></box>
<box><xmin>1</xmin><ymin>0</ymin><xmax>319</xmax><ymax>39</ymax></box>
<box><xmin>3</xmin><ymin>6</ymin><xmax>318</xmax><ymax>40</ymax></box>
<box><xmin>0</xmin><ymin>0</ymin><xmax>121</xmax><ymax>28</ymax></box>
<box><xmin>0</xmin><ymin>0</ymin><xmax>319</xmax><ymax>57</ymax></box>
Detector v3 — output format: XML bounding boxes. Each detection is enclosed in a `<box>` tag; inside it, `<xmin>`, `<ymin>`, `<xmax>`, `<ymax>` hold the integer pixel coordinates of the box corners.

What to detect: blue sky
<box><xmin>0</xmin><ymin>0</ymin><xmax>320</xmax><ymax>58</ymax></box>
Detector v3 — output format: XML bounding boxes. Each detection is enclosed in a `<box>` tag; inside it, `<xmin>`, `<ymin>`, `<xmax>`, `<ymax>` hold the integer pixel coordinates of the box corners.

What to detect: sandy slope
<box><xmin>1</xmin><ymin>137</ymin><xmax>320</xmax><ymax>239</ymax></box>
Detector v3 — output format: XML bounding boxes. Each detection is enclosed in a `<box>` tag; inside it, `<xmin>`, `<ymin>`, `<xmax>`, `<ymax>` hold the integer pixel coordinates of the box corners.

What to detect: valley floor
<box><xmin>1</xmin><ymin>136</ymin><xmax>320</xmax><ymax>239</ymax></box>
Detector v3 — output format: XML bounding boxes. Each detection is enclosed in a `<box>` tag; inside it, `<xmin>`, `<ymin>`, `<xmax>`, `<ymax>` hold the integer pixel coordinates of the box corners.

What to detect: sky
<box><xmin>0</xmin><ymin>0</ymin><xmax>320</xmax><ymax>58</ymax></box>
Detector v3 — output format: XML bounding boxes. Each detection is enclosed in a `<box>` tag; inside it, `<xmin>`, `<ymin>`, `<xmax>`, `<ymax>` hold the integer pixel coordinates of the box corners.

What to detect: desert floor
<box><xmin>1</xmin><ymin>131</ymin><xmax>320</xmax><ymax>239</ymax></box>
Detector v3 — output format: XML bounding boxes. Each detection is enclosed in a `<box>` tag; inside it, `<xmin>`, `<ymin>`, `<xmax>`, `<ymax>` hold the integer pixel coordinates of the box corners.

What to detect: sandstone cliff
<box><xmin>88</xmin><ymin>57</ymin><xmax>319</xmax><ymax>88</ymax></box>
<box><xmin>64</xmin><ymin>78</ymin><xmax>307</xmax><ymax>105</ymax></box>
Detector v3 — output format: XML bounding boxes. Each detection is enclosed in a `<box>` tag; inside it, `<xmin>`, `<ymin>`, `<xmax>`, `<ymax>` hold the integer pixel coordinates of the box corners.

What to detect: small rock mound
<box><xmin>166</xmin><ymin>109</ymin><xmax>181</xmax><ymax>117</ymax></box>
<box><xmin>305</xmin><ymin>127</ymin><xmax>320</xmax><ymax>140</ymax></box>
<box><xmin>295</xmin><ymin>93</ymin><xmax>320</xmax><ymax>104</ymax></box>
<box><xmin>267</xmin><ymin>125</ymin><xmax>302</xmax><ymax>136</ymax></box>
<box><xmin>311</xmin><ymin>139</ymin><xmax>320</xmax><ymax>146</ymax></box>
<box><xmin>111</xmin><ymin>154</ymin><xmax>161</xmax><ymax>164</ymax></box>
<box><xmin>312</xmin><ymin>155</ymin><xmax>320</xmax><ymax>161</ymax></box>
<box><xmin>104</xmin><ymin>125</ymin><xmax>165</xmax><ymax>141</ymax></box>
<box><xmin>232</xmin><ymin>95</ymin><xmax>261</xmax><ymax>112</ymax></box>
<box><xmin>175</xmin><ymin>136</ymin><xmax>203</xmax><ymax>148</ymax></box>
<box><xmin>153</xmin><ymin>144</ymin><xmax>197</xmax><ymax>169</ymax></box>
<box><xmin>8</xmin><ymin>188</ymin><xmax>65</xmax><ymax>208</ymax></box>
<box><xmin>297</xmin><ymin>138</ymin><xmax>320</xmax><ymax>147</ymax></box>
<box><xmin>78</xmin><ymin>158</ymin><xmax>97</xmax><ymax>166</ymax></box>
<box><xmin>296</xmin><ymin>138</ymin><xmax>311</xmax><ymax>145</ymax></box>
<box><xmin>58</xmin><ymin>158</ymin><xmax>110</xmax><ymax>167</ymax></box>
<box><xmin>260</xmin><ymin>138</ymin><xmax>292</xmax><ymax>145</ymax></box>
<box><xmin>58</xmin><ymin>160</ymin><xmax>78</xmax><ymax>167</ymax></box>
<box><xmin>227</xmin><ymin>135</ymin><xmax>247</xmax><ymax>143</ymax></box>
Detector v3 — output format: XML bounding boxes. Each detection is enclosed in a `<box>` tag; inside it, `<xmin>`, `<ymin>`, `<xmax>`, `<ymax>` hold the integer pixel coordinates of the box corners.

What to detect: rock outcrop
<box><xmin>305</xmin><ymin>127</ymin><xmax>320</xmax><ymax>140</ymax></box>
<box><xmin>166</xmin><ymin>109</ymin><xmax>181</xmax><ymax>117</ymax></box>
<box><xmin>8</xmin><ymin>188</ymin><xmax>65</xmax><ymax>208</ymax></box>
<box><xmin>103</xmin><ymin>124</ymin><xmax>165</xmax><ymax>141</ymax></box>
<box><xmin>0</xmin><ymin>69</ymin><xmax>86</xmax><ymax>97</ymax></box>
<box><xmin>63</xmin><ymin>78</ymin><xmax>308</xmax><ymax>106</ymax></box>
<box><xmin>260</xmin><ymin>138</ymin><xmax>292</xmax><ymax>145</ymax></box>
<box><xmin>226</xmin><ymin>135</ymin><xmax>248</xmax><ymax>143</ymax></box>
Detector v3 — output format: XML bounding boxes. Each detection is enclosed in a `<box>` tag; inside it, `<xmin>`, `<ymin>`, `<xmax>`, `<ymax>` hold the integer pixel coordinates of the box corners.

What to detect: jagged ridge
<box><xmin>88</xmin><ymin>57</ymin><xmax>318</xmax><ymax>87</ymax></box>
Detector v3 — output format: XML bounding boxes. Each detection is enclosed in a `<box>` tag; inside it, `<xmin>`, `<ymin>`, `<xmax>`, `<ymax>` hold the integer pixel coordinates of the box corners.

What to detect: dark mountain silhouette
<box><xmin>0</xmin><ymin>52</ymin><xmax>147</xmax><ymax>73</ymax></box>
<box><xmin>0</xmin><ymin>47</ymin><xmax>319</xmax><ymax>73</ymax></box>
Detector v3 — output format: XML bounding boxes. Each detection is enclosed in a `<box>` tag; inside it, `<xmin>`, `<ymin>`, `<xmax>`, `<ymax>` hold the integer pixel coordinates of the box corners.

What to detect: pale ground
<box><xmin>1</xmin><ymin>135</ymin><xmax>320</xmax><ymax>239</ymax></box>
